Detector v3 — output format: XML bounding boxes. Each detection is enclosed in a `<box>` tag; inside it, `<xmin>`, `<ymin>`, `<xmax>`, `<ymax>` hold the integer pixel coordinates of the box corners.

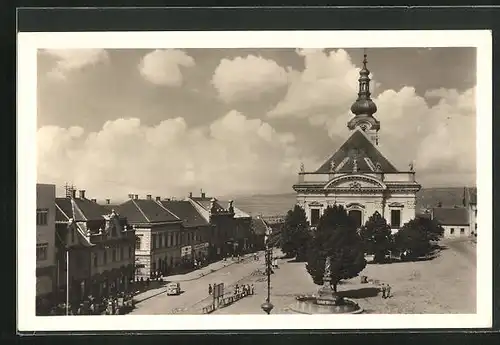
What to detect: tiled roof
<box><xmin>116</xmin><ymin>199</ymin><xmax>180</xmax><ymax>224</ymax></box>
<box><xmin>191</xmin><ymin>197</ymin><xmax>226</xmax><ymax>212</ymax></box>
<box><xmin>432</xmin><ymin>207</ymin><xmax>469</xmax><ymax>226</ymax></box>
<box><xmin>55</xmin><ymin>197</ymin><xmax>111</xmax><ymax>222</ymax></box>
<box><xmin>232</xmin><ymin>206</ymin><xmax>251</xmax><ymax>219</ymax></box>
<box><xmin>315</xmin><ymin>129</ymin><xmax>398</xmax><ymax>173</ymax></box>
<box><xmin>251</xmin><ymin>217</ymin><xmax>268</xmax><ymax>235</ymax></box>
<box><xmin>218</xmin><ymin>201</ymin><xmax>251</xmax><ymax>218</ymax></box>
<box><xmin>159</xmin><ymin>200</ymin><xmax>209</xmax><ymax>228</ymax></box>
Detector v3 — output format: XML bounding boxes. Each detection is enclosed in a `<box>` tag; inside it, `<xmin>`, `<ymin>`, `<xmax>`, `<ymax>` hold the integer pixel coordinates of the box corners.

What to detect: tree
<box><xmin>394</xmin><ymin>217</ymin><xmax>445</xmax><ymax>258</ymax></box>
<box><xmin>280</xmin><ymin>205</ymin><xmax>310</xmax><ymax>260</ymax></box>
<box><xmin>305</xmin><ymin>205</ymin><xmax>366</xmax><ymax>292</ymax></box>
<box><xmin>359</xmin><ymin>211</ymin><xmax>392</xmax><ymax>263</ymax></box>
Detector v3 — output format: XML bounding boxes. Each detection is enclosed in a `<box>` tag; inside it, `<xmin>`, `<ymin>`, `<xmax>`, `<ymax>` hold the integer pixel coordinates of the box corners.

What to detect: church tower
<box><xmin>347</xmin><ymin>51</ymin><xmax>380</xmax><ymax>145</ymax></box>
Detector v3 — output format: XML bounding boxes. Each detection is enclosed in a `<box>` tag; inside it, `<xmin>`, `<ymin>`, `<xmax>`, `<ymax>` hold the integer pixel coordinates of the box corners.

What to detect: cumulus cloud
<box><xmin>41</xmin><ymin>49</ymin><xmax>110</xmax><ymax>80</ymax></box>
<box><xmin>211</xmin><ymin>55</ymin><xmax>291</xmax><ymax>103</ymax></box>
<box><xmin>138</xmin><ymin>49</ymin><xmax>195</xmax><ymax>86</ymax></box>
<box><xmin>267</xmin><ymin>48</ymin><xmax>476</xmax><ymax>186</ymax></box>
<box><xmin>37</xmin><ymin>111</ymin><xmax>319</xmax><ymax>200</ymax></box>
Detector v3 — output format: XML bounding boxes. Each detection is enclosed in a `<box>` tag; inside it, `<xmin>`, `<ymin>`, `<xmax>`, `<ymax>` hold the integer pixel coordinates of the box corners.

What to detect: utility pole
<box><xmin>66</xmin><ymin>248</ymin><xmax>69</xmax><ymax>316</ymax></box>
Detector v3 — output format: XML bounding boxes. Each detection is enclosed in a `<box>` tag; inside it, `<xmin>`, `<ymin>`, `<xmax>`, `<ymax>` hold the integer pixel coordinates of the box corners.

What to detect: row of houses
<box><xmin>36</xmin><ymin>184</ymin><xmax>267</xmax><ymax>314</ymax></box>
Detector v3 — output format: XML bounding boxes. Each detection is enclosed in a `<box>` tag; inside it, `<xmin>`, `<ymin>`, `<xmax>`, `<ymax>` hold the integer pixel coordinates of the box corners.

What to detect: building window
<box><xmin>36</xmin><ymin>243</ymin><xmax>48</xmax><ymax>261</ymax></box>
<box><xmin>460</xmin><ymin>228</ymin><xmax>465</xmax><ymax>234</ymax></box>
<box><xmin>475</xmin><ymin>224</ymin><xmax>477</xmax><ymax>230</ymax></box>
<box><xmin>93</xmin><ymin>253</ymin><xmax>98</xmax><ymax>267</ymax></box>
<box><xmin>151</xmin><ymin>262</ymin><xmax>156</xmax><ymax>272</ymax></box>
<box><xmin>167</xmin><ymin>234</ymin><xmax>171</xmax><ymax>247</ymax></box>
<box><xmin>136</xmin><ymin>235</ymin><xmax>142</xmax><ymax>250</ymax></box>
<box><xmin>450</xmin><ymin>228</ymin><xmax>455</xmax><ymax>234</ymax></box>
<box><xmin>112</xmin><ymin>249</ymin><xmax>117</xmax><ymax>261</ymax></box>
<box><xmin>152</xmin><ymin>234</ymin><xmax>157</xmax><ymax>249</ymax></box>
<box><xmin>310</xmin><ymin>209</ymin><xmax>320</xmax><ymax>226</ymax></box>
<box><xmin>103</xmin><ymin>250</ymin><xmax>107</xmax><ymax>264</ymax></box>
<box><xmin>128</xmin><ymin>245</ymin><xmax>132</xmax><ymax>258</ymax></box>
<box><xmin>36</xmin><ymin>209</ymin><xmax>49</xmax><ymax>226</ymax></box>
<box><xmin>120</xmin><ymin>246</ymin><xmax>124</xmax><ymax>260</ymax></box>
<box><xmin>390</xmin><ymin>210</ymin><xmax>401</xmax><ymax>229</ymax></box>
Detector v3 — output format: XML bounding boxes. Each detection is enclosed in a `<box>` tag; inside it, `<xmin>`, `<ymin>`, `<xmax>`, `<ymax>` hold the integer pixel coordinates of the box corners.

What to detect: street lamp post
<box><xmin>260</xmin><ymin>223</ymin><xmax>274</xmax><ymax>315</ymax></box>
<box><xmin>66</xmin><ymin>248</ymin><xmax>69</xmax><ymax>316</ymax></box>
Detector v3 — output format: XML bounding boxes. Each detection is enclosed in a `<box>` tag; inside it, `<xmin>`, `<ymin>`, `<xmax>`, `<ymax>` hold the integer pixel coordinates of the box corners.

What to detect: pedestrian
<box><xmin>208</xmin><ymin>284</ymin><xmax>213</xmax><ymax>295</ymax></box>
<box><xmin>386</xmin><ymin>284</ymin><xmax>392</xmax><ymax>298</ymax></box>
<box><xmin>251</xmin><ymin>284</ymin><xmax>255</xmax><ymax>295</ymax></box>
<box><xmin>234</xmin><ymin>284</ymin><xmax>239</xmax><ymax>295</ymax></box>
<box><xmin>246</xmin><ymin>284</ymin><xmax>251</xmax><ymax>295</ymax></box>
<box><xmin>380</xmin><ymin>283</ymin><xmax>386</xmax><ymax>299</ymax></box>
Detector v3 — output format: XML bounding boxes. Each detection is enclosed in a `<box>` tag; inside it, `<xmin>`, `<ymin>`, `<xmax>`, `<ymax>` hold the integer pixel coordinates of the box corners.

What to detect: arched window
<box><xmin>348</xmin><ymin>209</ymin><xmax>363</xmax><ymax>229</ymax></box>
<box><xmin>135</xmin><ymin>235</ymin><xmax>142</xmax><ymax>250</ymax></box>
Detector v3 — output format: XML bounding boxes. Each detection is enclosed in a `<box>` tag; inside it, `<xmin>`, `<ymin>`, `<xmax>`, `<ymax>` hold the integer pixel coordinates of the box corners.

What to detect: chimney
<box><xmin>134</xmin><ymin>194</ymin><xmax>139</xmax><ymax>200</ymax></box>
<box><xmin>146</xmin><ymin>194</ymin><xmax>152</xmax><ymax>200</ymax></box>
<box><xmin>189</xmin><ymin>192</ymin><xmax>193</xmax><ymax>198</ymax></box>
<box><xmin>79</xmin><ymin>190</ymin><xmax>86</xmax><ymax>199</ymax></box>
<box><xmin>106</xmin><ymin>199</ymin><xmax>110</xmax><ymax>205</ymax></box>
<box><xmin>201</xmin><ymin>191</ymin><xmax>206</xmax><ymax>199</ymax></box>
<box><xmin>128</xmin><ymin>194</ymin><xmax>134</xmax><ymax>199</ymax></box>
<box><xmin>156</xmin><ymin>196</ymin><xmax>161</xmax><ymax>202</ymax></box>
<box><xmin>71</xmin><ymin>189</ymin><xmax>76</xmax><ymax>199</ymax></box>
<box><xmin>91</xmin><ymin>198</ymin><xmax>97</xmax><ymax>203</ymax></box>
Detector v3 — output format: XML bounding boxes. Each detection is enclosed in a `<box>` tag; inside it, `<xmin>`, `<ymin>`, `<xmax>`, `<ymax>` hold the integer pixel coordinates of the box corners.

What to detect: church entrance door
<box><xmin>348</xmin><ymin>210</ymin><xmax>363</xmax><ymax>229</ymax></box>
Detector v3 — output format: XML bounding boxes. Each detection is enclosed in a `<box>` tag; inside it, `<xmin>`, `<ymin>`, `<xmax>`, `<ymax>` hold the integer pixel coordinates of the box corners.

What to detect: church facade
<box><xmin>293</xmin><ymin>53</ymin><xmax>421</xmax><ymax>233</ymax></box>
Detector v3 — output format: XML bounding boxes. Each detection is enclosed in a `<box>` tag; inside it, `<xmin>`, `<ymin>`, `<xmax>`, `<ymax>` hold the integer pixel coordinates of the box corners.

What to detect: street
<box><xmin>129</xmin><ymin>253</ymin><xmax>266</xmax><ymax>315</ymax></box>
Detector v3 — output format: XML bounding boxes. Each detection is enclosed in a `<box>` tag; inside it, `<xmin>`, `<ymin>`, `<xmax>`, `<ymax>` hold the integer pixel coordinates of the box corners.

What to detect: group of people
<box><xmin>208</xmin><ymin>283</ymin><xmax>255</xmax><ymax>297</ymax></box>
<box><xmin>380</xmin><ymin>283</ymin><xmax>392</xmax><ymax>299</ymax></box>
<box><xmin>233</xmin><ymin>283</ymin><xmax>254</xmax><ymax>296</ymax></box>
<box><xmin>47</xmin><ymin>292</ymin><xmax>135</xmax><ymax>315</ymax></box>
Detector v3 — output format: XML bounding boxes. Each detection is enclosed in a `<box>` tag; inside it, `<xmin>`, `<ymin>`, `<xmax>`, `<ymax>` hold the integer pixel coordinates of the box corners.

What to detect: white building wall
<box><xmin>36</xmin><ymin>184</ymin><xmax>56</xmax><ymax>268</ymax></box>
<box><xmin>36</xmin><ymin>184</ymin><xmax>56</xmax><ymax>296</ymax></box>
<box><xmin>442</xmin><ymin>225</ymin><xmax>471</xmax><ymax>239</ymax></box>
<box><xmin>297</xmin><ymin>190</ymin><xmax>417</xmax><ymax>232</ymax></box>
<box><xmin>384</xmin><ymin>192</ymin><xmax>417</xmax><ymax>232</ymax></box>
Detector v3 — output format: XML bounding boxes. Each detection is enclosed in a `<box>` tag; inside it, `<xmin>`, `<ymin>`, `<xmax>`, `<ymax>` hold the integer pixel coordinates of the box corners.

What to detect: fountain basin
<box><xmin>289</xmin><ymin>295</ymin><xmax>363</xmax><ymax>314</ymax></box>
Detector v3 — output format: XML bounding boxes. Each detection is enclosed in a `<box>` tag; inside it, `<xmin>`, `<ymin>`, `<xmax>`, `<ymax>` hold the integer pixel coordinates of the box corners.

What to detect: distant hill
<box><xmin>232</xmin><ymin>187</ymin><xmax>473</xmax><ymax>217</ymax></box>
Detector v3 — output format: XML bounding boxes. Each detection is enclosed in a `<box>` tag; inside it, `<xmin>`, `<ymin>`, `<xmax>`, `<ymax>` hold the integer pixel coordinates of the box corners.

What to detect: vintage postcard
<box><xmin>18</xmin><ymin>30</ymin><xmax>492</xmax><ymax>331</ymax></box>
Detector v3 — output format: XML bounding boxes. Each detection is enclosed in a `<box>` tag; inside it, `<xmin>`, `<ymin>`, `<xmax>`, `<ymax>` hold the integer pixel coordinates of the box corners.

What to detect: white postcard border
<box><xmin>17</xmin><ymin>30</ymin><xmax>492</xmax><ymax>331</ymax></box>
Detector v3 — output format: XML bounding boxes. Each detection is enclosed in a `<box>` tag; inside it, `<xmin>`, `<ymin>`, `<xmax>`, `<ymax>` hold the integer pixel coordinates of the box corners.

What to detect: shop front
<box><xmin>193</xmin><ymin>242</ymin><xmax>209</xmax><ymax>262</ymax></box>
<box><xmin>180</xmin><ymin>245</ymin><xmax>193</xmax><ymax>267</ymax></box>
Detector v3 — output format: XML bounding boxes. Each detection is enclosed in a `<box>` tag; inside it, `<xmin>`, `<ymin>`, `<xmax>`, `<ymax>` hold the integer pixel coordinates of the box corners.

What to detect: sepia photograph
<box><xmin>18</xmin><ymin>30</ymin><xmax>492</xmax><ymax>331</ymax></box>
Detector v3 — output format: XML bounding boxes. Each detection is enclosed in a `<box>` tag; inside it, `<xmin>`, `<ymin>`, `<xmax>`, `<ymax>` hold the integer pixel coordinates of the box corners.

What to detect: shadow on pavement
<box><xmin>337</xmin><ymin>287</ymin><xmax>380</xmax><ymax>299</ymax></box>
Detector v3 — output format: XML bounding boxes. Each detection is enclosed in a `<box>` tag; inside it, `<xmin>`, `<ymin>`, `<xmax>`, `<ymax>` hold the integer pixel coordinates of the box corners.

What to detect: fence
<box><xmin>202</xmin><ymin>291</ymin><xmax>254</xmax><ymax>314</ymax></box>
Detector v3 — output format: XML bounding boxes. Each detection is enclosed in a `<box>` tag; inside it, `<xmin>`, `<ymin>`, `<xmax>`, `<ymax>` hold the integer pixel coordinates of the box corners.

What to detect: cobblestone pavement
<box><xmin>213</xmin><ymin>239</ymin><xmax>476</xmax><ymax>314</ymax></box>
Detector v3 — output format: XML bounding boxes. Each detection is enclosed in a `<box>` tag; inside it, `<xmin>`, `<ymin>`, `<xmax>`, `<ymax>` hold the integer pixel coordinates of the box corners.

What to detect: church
<box><xmin>293</xmin><ymin>53</ymin><xmax>421</xmax><ymax>233</ymax></box>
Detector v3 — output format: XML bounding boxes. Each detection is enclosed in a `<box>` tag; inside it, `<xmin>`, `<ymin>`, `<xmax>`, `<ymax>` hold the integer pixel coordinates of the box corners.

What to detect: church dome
<box><xmin>350</xmin><ymin>98</ymin><xmax>377</xmax><ymax>116</ymax></box>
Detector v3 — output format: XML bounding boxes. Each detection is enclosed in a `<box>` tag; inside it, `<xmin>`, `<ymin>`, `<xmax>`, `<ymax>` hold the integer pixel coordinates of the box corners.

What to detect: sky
<box><xmin>36</xmin><ymin>47</ymin><xmax>477</xmax><ymax>201</ymax></box>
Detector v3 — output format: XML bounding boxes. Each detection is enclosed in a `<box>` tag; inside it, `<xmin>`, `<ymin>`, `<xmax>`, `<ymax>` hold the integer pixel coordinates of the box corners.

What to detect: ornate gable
<box><xmin>324</xmin><ymin>174</ymin><xmax>386</xmax><ymax>192</ymax></box>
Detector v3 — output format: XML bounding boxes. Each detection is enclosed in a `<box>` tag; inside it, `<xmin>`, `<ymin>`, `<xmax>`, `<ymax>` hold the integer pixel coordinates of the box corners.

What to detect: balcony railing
<box><xmin>297</xmin><ymin>171</ymin><xmax>416</xmax><ymax>184</ymax></box>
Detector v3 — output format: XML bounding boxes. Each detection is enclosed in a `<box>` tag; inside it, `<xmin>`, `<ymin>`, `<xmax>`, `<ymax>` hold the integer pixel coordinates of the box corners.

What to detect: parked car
<box><xmin>166</xmin><ymin>282</ymin><xmax>181</xmax><ymax>295</ymax></box>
